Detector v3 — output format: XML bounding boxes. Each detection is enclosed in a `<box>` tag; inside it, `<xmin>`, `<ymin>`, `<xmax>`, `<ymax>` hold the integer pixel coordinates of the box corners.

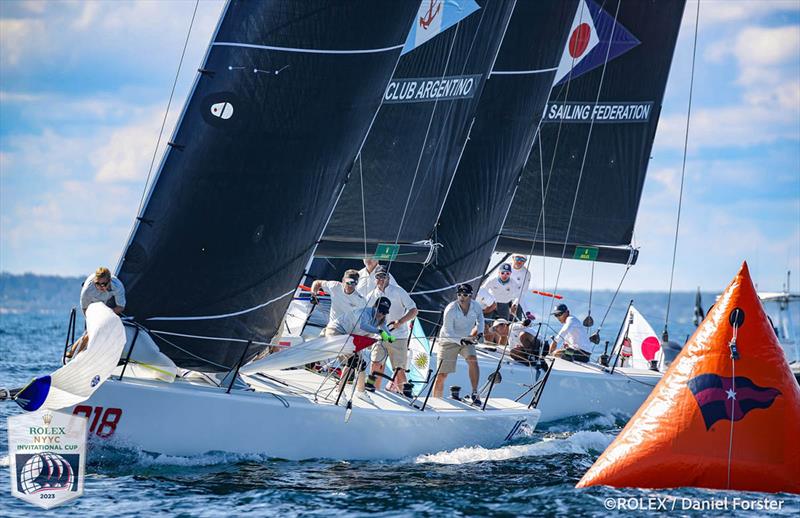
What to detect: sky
<box><xmin>0</xmin><ymin>0</ymin><xmax>798</xmax><ymax>294</ymax></box>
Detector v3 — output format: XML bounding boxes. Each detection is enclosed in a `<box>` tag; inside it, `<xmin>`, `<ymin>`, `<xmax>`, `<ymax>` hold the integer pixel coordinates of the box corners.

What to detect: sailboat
<box><xmin>4</xmin><ymin>1</ymin><xmax>556</xmax><ymax>461</ymax></box>
<box><xmin>397</xmin><ymin>0</ymin><xmax>687</xmax><ymax>423</ymax></box>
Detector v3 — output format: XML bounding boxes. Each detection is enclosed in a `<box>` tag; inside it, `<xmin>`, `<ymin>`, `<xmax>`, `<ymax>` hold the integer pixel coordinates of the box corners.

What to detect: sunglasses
<box><xmin>500</xmin><ymin>271</ymin><xmax>511</xmax><ymax>275</ymax></box>
<box><xmin>95</xmin><ymin>280</ymin><xmax>110</xmax><ymax>288</ymax></box>
<box><xmin>457</xmin><ymin>292</ymin><xmax>471</xmax><ymax>297</ymax></box>
<box><xmin>514</xmin><ymin>258</ymin><xmax>526</xmax><ymax>262</ymax></box>
<box><xmin>344</xmin><ymin>280</ymin><xmax>358</xmax><ymax>285</ymax></box>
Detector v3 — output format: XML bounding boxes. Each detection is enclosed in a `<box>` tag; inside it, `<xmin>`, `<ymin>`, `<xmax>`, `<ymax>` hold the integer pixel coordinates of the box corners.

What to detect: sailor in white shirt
<box><xmin>509</xmin><ymin>254</ymin><xmax>532</xmax><ymax>297</ymax></box>
<box><xmin>480</xmin><ymin>263</ymin><xmax>516</xmax><ymax>319</ymax></box>
<box><xmin>365</xmin><ymin>266</ymin><xmax>417</xmax><ymax>391</ymax></box>
<box><xmin>548</xmin><ymin>304</ymin><xmax>591</xmax><ymax>358</ymax></box>
<box><xmin>310</xmin><ymin>269</ymin><xmax>365</xmax><ymax>335</ymax></box>
<box><xmin>356</xmin><ymin>258</ymin><xmax>396</xmax><ymax>297</ymax></box>
<box><xmin>476</xmin><ymin>287</ymin><xmax>497</xmax><ymax>316</ymax></box>
<box><xmin>434</xmin><ymin>283</ymin><xmax>484</xmax><ymax>405</ymax></box>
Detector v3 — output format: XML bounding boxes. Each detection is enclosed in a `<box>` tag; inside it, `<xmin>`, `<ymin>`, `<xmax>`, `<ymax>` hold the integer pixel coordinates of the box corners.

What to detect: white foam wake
<box><xmin>414</xmin><ymin>431</ymin><xmax>614</xmax><ymax>465</ymax></box>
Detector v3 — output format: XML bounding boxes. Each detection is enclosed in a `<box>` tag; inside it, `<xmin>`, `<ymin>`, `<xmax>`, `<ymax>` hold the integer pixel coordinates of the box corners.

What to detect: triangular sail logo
<box><xmin>553</xmin><ymin>0</ymin><xmax>640</xmax><ymax>86</ymax></box>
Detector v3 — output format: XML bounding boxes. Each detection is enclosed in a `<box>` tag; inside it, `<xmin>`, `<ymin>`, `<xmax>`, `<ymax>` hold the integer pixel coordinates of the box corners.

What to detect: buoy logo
<box><xmin>688</xmin><ymin>374</ymin><xmax>781</xmax><ymax>430</ymax></box>
<box><xmin>210</xmin><ymin>102</ymin><xmax>233</xmax><ymax>120</ymax></box>
<box><xmin>552</xmin><ymin>0</ymin><xmax>640</xmax><ymax>86</ymax></box>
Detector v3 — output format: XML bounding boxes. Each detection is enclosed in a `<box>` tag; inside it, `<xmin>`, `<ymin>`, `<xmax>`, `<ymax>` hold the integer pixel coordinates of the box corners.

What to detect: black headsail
<box><xmin>316</xmin><ymin>0</ymin><xmax>516</xmax><ymax>264</ymax></box>
<box><xmin>389</xmin><ymin>0</ymin><xmax>578</xmax><ymax>330</ymax></box>
<box><xmin>118</xmin><ymin>1</ymin><xmax>420</xmax><ymax>371</ymax></box>
<box><xmin>498</xmin><ymin>0</ymin><xmax>686</xmax><ymax>265</ymax></box>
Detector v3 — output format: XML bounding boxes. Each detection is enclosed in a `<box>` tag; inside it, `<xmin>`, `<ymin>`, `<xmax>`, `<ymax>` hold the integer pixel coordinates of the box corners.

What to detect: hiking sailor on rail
<box><xmin>434</xmin><ymin>283</ymin><xmax>484</xmax><ymax>406</ymax></box>
<box><xmin>365</xmin><ymin>266</ymin><xmax>417</xmax><ymax>392</ymax></box>
<box><xmin>67</xmin><ymin>266</ymin><xmax>126</xmax><ymax>359</ymax></box>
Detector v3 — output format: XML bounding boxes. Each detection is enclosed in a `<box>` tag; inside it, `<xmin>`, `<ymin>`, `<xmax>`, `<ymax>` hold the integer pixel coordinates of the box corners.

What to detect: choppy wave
<box><xmin>414</xmin><ymin>431</ymin><xmax>614</xmax><ymax>465</ymax></box>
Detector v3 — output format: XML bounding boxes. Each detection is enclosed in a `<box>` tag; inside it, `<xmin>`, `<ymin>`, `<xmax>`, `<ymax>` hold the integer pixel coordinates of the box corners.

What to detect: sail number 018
<box><xmin>72</xmin><ymin>405</ymin><xmax>122</xmax><ymax>437</ymax></box>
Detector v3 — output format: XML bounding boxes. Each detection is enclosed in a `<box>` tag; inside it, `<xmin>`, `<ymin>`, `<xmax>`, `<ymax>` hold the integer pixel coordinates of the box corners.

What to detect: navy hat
<box><xmin>499</xmin><ymin>263</ymin><xmax>512</xmax><ymax>273</ymax></box>
<box><xmin>456</xmin><ymin>283</ymin><xmax>473</xmax><ymax>295</ymax></box>
<box><xmin>374</xmin><ymin>265</ymin><xmax>388</xmax><ymax>278</ymax></box>
<box><xmin>552</xmin><ymin>303</ymin><xmax>569</xmax><ymax>316</ymax></box>
<box><xmin>375</xmin><ymin>296</ymin><xmax>392</xmax><ymax>313</ymax></box>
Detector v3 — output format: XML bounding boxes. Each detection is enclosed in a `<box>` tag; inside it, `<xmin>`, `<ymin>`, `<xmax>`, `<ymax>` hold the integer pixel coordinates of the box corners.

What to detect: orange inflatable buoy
<box><xmin>577</xmin><ymin>262</ymin><xmax>800</xmax><ymax>493</ymax></box>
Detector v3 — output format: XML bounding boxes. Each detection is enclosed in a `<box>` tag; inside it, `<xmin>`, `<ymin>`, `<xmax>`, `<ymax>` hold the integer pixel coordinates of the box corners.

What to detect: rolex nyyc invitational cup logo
<box><xmin>7</xmin><ymin>410</ymin><xmax>88</xmax><ymax>509</ymax></box>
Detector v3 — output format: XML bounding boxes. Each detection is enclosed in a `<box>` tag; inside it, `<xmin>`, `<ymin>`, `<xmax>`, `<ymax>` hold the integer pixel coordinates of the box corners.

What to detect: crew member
<box><xmin>366</xmin><ymin>266</ymin><xmax>417</xmax><ymax>391</ymax></box>
<box><xmin>480</xmin><ymin>264</ymin><xmax>516</xmax><ymax>319</ymax></box>
<box><xmin>476</xmin><ymin>287</ymin><xmax>497</xmax><ymax>316</ymax></box>
<box><xmin>329</xmin><ymin>297</ymin><xmax>394</xmax><ymax>404</ymax></box>
<box><xmin>510</xmin><ymin>254</ymin><xmax>532</xmax><ymax>298</ymax></box>
<box><xmin>508</xmin><ymin>318</ymin><xmax>544</xmax><ymax>364</ymax></box>
<box><xmin>356</xmin><ymin>258</ymin><xmax>396</xmax><ymax>296</ymax></box>
<box><xmin>68</xmin><ymin>266</ymin><xmax>126</xmax><ymax>358</ymax></box>
<box><xmin>548</xmin><ymin>304</ymin><xmax>592</xmax><ymax>360</ymax></box>
<box><xmin>311</xmin><ymin>269</ymin><xmax>364</xmax><ymax>335</ymax></box>
<box><xmin>434</xmin><ymin>283</ymin><xmax>484</xmax><ymax>405</ymax></box>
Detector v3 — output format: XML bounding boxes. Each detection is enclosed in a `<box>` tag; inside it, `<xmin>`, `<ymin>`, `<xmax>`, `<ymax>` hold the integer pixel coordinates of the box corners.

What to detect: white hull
<box><xmin>444</xmin><ymin>352</ymin><xmax>661</xmax><ymax>423</ymax></box>
<box><xmin>74</xmin><ymin>370</ymin><xmax>538</xmax><ymax>461</ymax></box>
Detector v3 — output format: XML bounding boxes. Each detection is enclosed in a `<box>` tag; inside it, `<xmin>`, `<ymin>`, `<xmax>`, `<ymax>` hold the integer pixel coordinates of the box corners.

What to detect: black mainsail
<box><xmin>317</xmin><ymin>0</ymin><xmax>516</xmax><ymax>264</ymax></box>
<box><xmin>389</xmin><ymin>0</ymin><xmax>578</xmax><ymax>327</ymax></box>
<box><xmin>498</xmin><ymin>0</ymin><xmax>686</xmax><ymax>265</ymax></box>
<box><xmin>118</xmin><ymin>1</ymin><xmax>420</xmax><ymax>370</ymax></box>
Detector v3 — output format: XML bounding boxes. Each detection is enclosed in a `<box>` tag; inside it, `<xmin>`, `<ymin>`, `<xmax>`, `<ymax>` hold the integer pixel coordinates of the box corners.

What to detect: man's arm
<box><xmin>390</xmin><ymin>290</ymin><xmax>418</xmax><ymax>329</ymax></box>
<box><xmin>110</xmin><ymin>277</ymin><xmax>126</xmax><ymax>315</ymax></box>
<box><xmin>474</xmin><ymin>302</ymin><xmax>485</xmax><ymax>336</ymax></box>
<box><xmin>310</xmin><ymin>280</ymin><xmax>324</xmax><ymax>293</ymax></box>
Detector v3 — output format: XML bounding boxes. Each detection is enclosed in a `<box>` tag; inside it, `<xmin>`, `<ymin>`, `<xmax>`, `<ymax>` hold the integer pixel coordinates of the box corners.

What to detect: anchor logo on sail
<box><xmin>419</xmin><ymin>0</ymin><xmax>441</xmax><ymax>30</ymax></box>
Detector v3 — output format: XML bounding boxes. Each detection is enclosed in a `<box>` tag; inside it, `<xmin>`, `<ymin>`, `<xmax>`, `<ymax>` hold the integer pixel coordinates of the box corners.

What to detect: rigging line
<box><xmin>359</xmin><ymin>153</ymin><xmax>367</xmax><ymax>259</ymax></box>
<box><xmin>136</xmin><ymin>0</ymin><xmax>199</xmax><ymax>216</ymax></box>
<box><xmin>150</xmin><ymin>329</ymin><xmax>278</xmax><ymax>347</ymax></box>
<box><xmin>548</xmin><ymin>0</ymin><xmax>621</xmax><ymax>324</ymax></box>
<box><xmin>589</xmin><ymin>263</ymin><xmax>631</xmax><ymax>353</ymax></box>
<box><xmin>151</xmin><ymin>332</ymin><xmax>231</xmax><ymax>371</ymax></box>
<box><xmin>504</xmin><ymin>0</ymin><xmax>590</xmax><ymax>323</ymax></box>
<box><xmin>146</xmin><ymin>289</ymin><xmax>294</xmax><ymax>321</ymax></box>
<box><xmin>388</xmin><ymin>21</ymin><xmax>464</xmax><ymax>259</ymax></box>
<box><xmin>665</xmin><ymin>0</ymin><xmax>700</xmax><ymax>336</ymax></box>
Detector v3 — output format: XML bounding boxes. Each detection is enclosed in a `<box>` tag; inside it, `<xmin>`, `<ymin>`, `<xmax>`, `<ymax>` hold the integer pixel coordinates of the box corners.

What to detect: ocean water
<box><xmin>1</xmin><ymin>288</ymin><xmax>798</xmax><ymax>517</ymax></box>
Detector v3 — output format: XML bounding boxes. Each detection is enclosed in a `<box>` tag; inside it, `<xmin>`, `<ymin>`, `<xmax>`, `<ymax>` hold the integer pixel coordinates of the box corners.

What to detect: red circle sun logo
<box><xmin>569</xmin><ymin>23</ymin><xmax>592</xmax><ymax>58</ymax></box>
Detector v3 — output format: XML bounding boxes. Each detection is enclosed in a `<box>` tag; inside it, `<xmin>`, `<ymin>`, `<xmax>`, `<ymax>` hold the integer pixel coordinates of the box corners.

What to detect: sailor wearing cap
<box><xmin>356</xmin><ymin>258</ymin><xmax>396</xmax><ymax>296</ymax></box>
<box><xmin>434</xmin><ymin>283</ymin><xmax>484</xmax><ymax>405</ymax></box>
<box><xmin>548</xmin><ymin>304</ymin><xmax>591</xmax><ymax>358</ymax></box>
<box><xmin>329</xmin><ymin>296</ymin><xmax>394</xmax><ymax>404</ymax></box>
<box><xmin>311</xmin><ymin>269</ymin><xmax>365</xmax><ymax>336</ymax></box>
<box><xmin>480</xmin><ymin>263</ymin><xmax>517</xmax><ymax>319</ymax></box>
<box><xmin>366</xmin><ymin>266</ymin><xmax>418</xmax><ymax>391</ymax></box>
<box><xmin>485</xmin><ymin>318</ymin><xmax>510</xmax><ymax>346</ymax></box>
<box><xmin>510</xmin><ymin>254</ymin><xmax>532</xmax><ymax>295</ymax></box>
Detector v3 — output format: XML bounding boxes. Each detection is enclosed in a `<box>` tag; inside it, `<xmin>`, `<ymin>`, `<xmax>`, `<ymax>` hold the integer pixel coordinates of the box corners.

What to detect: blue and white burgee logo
<box><xmin>401</xmin><ymin>0</ymin><xmax>480</xmax><ymax>55</ymax></box>
<box><xmin>552</xmin><ymin>0</ymin><xmax>640</xmax><ymax>86</ymax></box>
<box><xmin>8</xmin><ymin>410</ymin><xmax>88</xmax><ymax>509</ymax></box>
